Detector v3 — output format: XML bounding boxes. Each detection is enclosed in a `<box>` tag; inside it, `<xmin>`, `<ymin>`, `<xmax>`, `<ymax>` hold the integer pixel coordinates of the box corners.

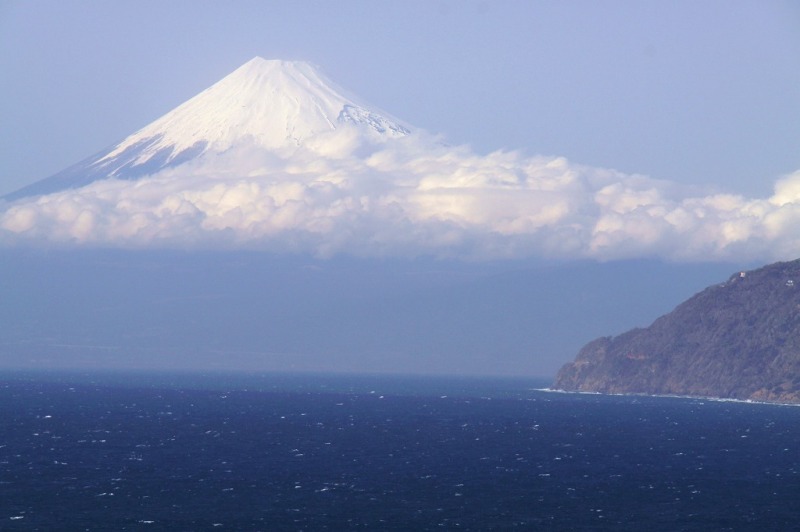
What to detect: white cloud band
<box><xmin>2</xmin><ymin>132</ymin><xmax>799</xmax><ymax>262</ymax></box>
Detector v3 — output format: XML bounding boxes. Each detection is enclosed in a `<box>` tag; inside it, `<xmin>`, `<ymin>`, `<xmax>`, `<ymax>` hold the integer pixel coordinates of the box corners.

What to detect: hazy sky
<box><xmin>0</xmin><ymin>1</ymin><xmax>796</xmax><ymax>376</ymax></box>
<box><xmin>1</xmin><ymin>1</ymin><xmax>798</xmax><ymax>199</ymax></box>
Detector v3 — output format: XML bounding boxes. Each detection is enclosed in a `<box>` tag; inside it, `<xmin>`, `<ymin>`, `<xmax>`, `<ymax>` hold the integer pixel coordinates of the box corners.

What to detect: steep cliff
<box><xmin>553</xmin><ymin>259</ymin><xmax>800</xmax><ymax>403</ymax></box>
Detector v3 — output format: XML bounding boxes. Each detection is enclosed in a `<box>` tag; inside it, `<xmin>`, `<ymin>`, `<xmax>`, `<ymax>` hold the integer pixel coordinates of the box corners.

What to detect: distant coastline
<box><xmin>535</xmin><ymin>387</ymin><xmax>800</xmax><ymax>408</ymax></box>
<box><xmin>553</xmin><ymin>259</ymin><xmax>800</xmax><ymax>405</ymax></box>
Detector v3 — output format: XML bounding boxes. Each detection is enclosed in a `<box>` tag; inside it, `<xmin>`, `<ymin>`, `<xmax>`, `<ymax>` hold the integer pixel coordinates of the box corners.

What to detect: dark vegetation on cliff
<box><xmin>554</xmin><ymin>259</ymin><xmax>800</xmax><ymax>403</ymax></box>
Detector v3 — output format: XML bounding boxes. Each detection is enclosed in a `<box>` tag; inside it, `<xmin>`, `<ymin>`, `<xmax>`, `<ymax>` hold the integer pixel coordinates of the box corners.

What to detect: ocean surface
<box><xmin>1</xmin><ymin>371</ymin><xmax>798</xmax><ymax>530</ymax></box>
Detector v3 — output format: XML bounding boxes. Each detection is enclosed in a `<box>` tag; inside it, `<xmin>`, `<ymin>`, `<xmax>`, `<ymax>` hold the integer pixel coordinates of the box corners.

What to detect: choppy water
<box><xmin>1</xmin><ymin>371</ymin><xmax>798</xmax><ymax>530</ymax></box>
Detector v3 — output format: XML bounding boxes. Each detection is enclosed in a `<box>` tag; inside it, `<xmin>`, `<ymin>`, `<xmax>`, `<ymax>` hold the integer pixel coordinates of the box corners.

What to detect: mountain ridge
<box><xmin>553</xmin><ymin>258</ymin><xmax>800</xmax><ymax>404</ymax></box>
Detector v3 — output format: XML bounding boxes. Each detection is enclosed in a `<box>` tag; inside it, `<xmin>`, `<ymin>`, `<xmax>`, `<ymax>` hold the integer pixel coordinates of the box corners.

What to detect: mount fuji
<box><xmin>5</xmin><ymin>58</ymin><xmax>411</xmax><ymax>201</ymax></box>
<box><xmin>3</xmin><ymin>57</ymin><xmax>798</xmax><ymax>262</ymax></box>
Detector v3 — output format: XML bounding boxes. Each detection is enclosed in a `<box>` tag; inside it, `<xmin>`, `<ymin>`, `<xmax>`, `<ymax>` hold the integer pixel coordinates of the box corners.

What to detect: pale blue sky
<box><xmin>1</xmin><ymin>1</ymin><xmax>796</xmax><ymax>376</ymax></box>
<box><xmin>1</xmin><ymin>0</ymin><xmax>798</xmax><ymax>198</ymax></box>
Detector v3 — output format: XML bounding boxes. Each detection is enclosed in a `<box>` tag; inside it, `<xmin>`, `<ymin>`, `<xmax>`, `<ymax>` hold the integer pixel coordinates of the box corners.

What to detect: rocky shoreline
<box><xmin>553</xmin><ymin>259</ymin><xmax>800</xmax><ymax>404</ymax></box>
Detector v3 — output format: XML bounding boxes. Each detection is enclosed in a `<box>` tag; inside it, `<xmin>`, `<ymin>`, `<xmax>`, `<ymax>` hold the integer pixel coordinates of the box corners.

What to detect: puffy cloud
<box><xmin>2</xmin><ymin>134</ymin><xmax>799</xmax><ymax>262</ymax></box>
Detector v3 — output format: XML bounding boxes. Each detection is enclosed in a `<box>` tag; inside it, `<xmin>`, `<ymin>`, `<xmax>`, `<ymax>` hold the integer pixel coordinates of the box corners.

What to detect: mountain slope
<box><xmin>553</xmin><ymin>259</ymin><xmax>800</xmax><ymax>403</ymax></box>
<box><xmin>4</xmin><ymin>58</ymin><xmax>410</xmax><ymax>201</ymax></box>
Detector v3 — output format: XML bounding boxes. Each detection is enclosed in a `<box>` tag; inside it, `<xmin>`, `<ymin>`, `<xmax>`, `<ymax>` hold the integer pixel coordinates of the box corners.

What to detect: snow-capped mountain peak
<box><xmin>100</xmin><ymin>58</ymin><xmax>409</xmax><ymax>162</ymax></box>
<box><xmin>5</xmin><ymin>57</ymin><xmax>411</xmax><ymax>200</ymax></box>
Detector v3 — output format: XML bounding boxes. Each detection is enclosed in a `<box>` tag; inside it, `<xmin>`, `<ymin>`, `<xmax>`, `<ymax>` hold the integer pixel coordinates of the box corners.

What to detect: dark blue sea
<box><xmin>1</xmin><ymin>371</ymin><xmax>798</xmax><ymax>530</ymax></box>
